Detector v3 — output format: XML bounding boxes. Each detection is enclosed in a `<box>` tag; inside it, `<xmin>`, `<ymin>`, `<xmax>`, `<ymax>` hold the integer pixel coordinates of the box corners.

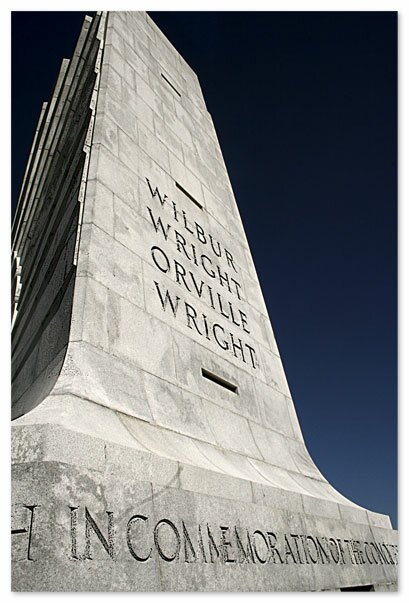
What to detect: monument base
<box><xmin>12</xmin><ymin>395</ymin><xmax>398</xmax><ymax>592</ymax></box>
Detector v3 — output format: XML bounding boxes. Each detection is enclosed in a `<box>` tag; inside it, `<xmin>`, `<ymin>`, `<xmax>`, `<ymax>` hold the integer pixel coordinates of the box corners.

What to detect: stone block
<box><xmin>137</xmin><ymin>120</ymin><xmax>171</xmax><ymax>174</ymax></box>
<box><xmin>89</xmin><ymin>145</ymin><xmax>141</xmax><ymax>212</ymax></box>
<box><xmin>202</xmin><ymin>400</ymin><xmax>262</xmax><ymax>459</ymax></box>
<box><xmin>91</xmin><ymin>111</ymin><xmax>119</xmax><ymax>157</ymax></box>
<box><xmin>143</xmin><ymin>371</ymin><xmax>216</xmax><ymax>444</ymax></box>
<box><xmin>82</xmin><ymin>178</ymin><xmax>114</xmax><ymax>237</ymax></box>
<box><xmin>78</xmin><ymin>223</ymin><xmax>145</xmax><ymax>310</ymax></box>
<box><xmin>257</xmin><ymin>380</ymin><xmax>296</xmax><ymax>438</ymax></box>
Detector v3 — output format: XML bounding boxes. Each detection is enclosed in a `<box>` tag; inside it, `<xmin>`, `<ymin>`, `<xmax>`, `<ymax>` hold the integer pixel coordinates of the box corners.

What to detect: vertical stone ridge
<box><xmin>74</xmin><ymin>12</ymin><xmax>108</xmax><ymax>265</ymax></box>
<box><xmin>11</xmin><ymin>13</ymin><xmax>106</xmax><ymax>418</ymax></box>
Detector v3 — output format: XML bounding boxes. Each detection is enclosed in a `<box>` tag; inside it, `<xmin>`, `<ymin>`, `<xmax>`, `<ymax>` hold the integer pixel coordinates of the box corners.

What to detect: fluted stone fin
<box><xmin>11</xmin><ymin>13</ymin><xmax>107</xmax><ymax>418</ymax></box>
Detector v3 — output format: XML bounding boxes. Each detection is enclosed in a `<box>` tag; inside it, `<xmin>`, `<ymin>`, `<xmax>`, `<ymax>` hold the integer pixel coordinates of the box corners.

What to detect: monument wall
<box><xmin>11</xmin><ymin>12</ymin><xmax>398</xmax><ymax>592</ymax></box>
<box><xmin>12</xmin><ymin>14</ymin><xmax>105</xmax><ymax>419</ymax></box>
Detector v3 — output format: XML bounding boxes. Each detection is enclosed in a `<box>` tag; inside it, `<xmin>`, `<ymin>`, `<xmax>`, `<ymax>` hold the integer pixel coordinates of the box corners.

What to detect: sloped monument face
<box><xmin>11</xmin><ymin>12</ymin><xmax>397</xmax><ymax>592</ymax></box>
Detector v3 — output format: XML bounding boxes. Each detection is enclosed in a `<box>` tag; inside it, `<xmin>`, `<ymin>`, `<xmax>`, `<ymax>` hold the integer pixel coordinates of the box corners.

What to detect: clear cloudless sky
<box><xmin>11</xmin><ymin>11</ymin><xmax>397</xmax><ymax>527</ymax></box>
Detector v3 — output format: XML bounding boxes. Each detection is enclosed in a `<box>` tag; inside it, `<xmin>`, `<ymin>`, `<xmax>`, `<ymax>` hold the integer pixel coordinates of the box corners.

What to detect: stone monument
<box><xmin>11</xmin><ymin>12</ymin><xmax>398</xmax><ymax>591</ymax></box>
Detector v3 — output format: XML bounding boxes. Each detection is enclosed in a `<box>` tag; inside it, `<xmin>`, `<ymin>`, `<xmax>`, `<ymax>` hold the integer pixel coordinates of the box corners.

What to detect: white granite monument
<box><xmin>11</xmin><ymin>12</ymin><xmax>398</xmax><ymax>591</ymax></box>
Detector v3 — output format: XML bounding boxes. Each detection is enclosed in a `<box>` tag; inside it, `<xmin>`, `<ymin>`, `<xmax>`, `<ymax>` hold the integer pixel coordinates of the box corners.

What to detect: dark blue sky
<box><xmin>12</xmin><ymin>12</ymin><xmax>397</xmax><ymax>527</ymax></box>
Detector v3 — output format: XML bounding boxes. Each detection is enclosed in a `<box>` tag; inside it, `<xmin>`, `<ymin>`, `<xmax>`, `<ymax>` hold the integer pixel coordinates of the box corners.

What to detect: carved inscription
<box><xmin>11</xmin><ymin>504</ymin><xmax>39</xmax><ymax>561</ymax></box>
<box><xmin>145</xmin><ymin>178</ymin><xmax>258</xmax><ymax>370</ymax></box>
<box><xmin>69</xmin><ymin>506</ymin><xmax>115</xmax><ymax>560</ymax></box>
<box><xmin>11</xmin><ymin>504</ymin><xmax>399</xmax><ymax>568</ymax></box>
<box><xmin>70</xmin><ymin>511</ymin><xmax>399</xmax><ymax>566</ymax></box>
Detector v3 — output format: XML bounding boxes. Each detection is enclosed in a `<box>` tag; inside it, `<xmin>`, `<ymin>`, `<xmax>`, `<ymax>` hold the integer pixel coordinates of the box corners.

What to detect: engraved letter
<box><xmin>154</xmin><ymin>281</ymin><xmax>180</xmax><ymax>317</ymax></box>
<box><xmin>69</xmin><ymin>506</ymin><xmax>79</xmax><ymax>559</ymax></box>
<box><xmin>220</xmin><ymin>526</ymin><xmax>235</xmax><ymax>563</ymax></box>
<box><xmin>209</xmin><ymin>235</ymin><xmax>222</xmax><ymax>258</ymax></box>
<box><xmin>185</xmin><ymin>302</ymin><xmax>203</xmax><ymax>336</ymax></box>
<box><xmin>305</xmin><ymin>536</ymin><xmax>319</xmax><ymax>564</ymax></box>
<box><xmin>146</xmin><ymin>178</ymin><xmax>167</xmax><ymax>206</ymax></box>
<box><xmin>154</xmin><ymin>519</ymin><xmax>181</xmax><ymax>562</ymax></box>
<box><xmin>182</xmin><ymin>521</ymin><xmax>197</xmax><ymax>563</ymax></box>
<box><xmin>364</xmin><ymin>541</ymin><xmax>375</xmax><ymax>564</ymax></box>
<box><xmin>245</xmin><ymin>343</ymin><xmax>258</xmax><ymax>369</ymax></box>
<box><xmin>284</xmin><ymin>534</ymin><xmax>298</xmax><ymax>564</ymax></box>
<box><xmin>174</xmin><ymin>260</ymin><xmax>192</xmax><ymax>292</ymax></box>
<box><xmin>201</xmin><ymin>254</ymin><xmax>216</xmax><ymax>279</ymax></box>
<box><xmin>127</xmin><ymin>515</ymin><xmax>152</xmax><ymax>562</ymax></box>
<box><xmin>329</xmin><ymin>538</ymin><xmax>341</xmax><ymax>564</ymax></box>
<box><xmin>225</xmin><ymin>249</ymin><xmax>238</xmax><ymax>273</ymax></box>
<box><xmin>235</xmin><ymin>527</ymin><xmax>256</xmax><ymax>564</ymax></box>
<box><xmin>207</xmin><ymin>524</ymin><xmax>220</xmax><ymax>563</ymax></box>
<box><xmin>267</xmin><ymin>531</ymin><xmax>284</xmax><ymax>564</ymax></box>
<box><xmin>252</xmin><ymin>530</ymin><xmax>270</xmax><ymax>564</ymax></box>
<box><xmin>147</xmin><ymin>206</ymin><xmax>171</xmax><ymax>240</ymax></box>
<box><xmin>195</xmin><ymin>222</ymin><xmax>207</xmax><ymax>245</ymax></box>
<box><xmin>11</xmin><ymin>504</ymin><xmax>39</xmax><ymax>561</ymax></box>
<box><xmin>151</xmin><ymin>245</ymin><xmax>170</xmax><ymax>274</ymax></box>
<box><xmin>85</xmin><ymin>507</ymin><xmax>115</xmax><ymax>560</ymax></box>
<box><xmin>212</xmin><ymin>323</ymin><xmax>229</xmax><ymax>351</ymax></box>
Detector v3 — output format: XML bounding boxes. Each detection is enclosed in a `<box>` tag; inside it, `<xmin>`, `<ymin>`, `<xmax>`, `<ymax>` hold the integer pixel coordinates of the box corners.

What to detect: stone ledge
<box><xmin>11</xmin><ymin>457</ymin><xmax>398</xmax><ymax>592</ymax></box>
<box><xmin>12</xmin><ymin>395</ymin><xmax>392</xmax><ymax>529</ymax></box>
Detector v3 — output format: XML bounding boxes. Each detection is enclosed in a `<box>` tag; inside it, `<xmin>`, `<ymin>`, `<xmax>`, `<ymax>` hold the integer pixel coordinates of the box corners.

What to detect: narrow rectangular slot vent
<box><xmin>340</xmin><ymin>585</ymin><xmax>375</xmax><ymax>592</ymax></box>
<box><xmin>161</xmin><ymin>73</ymin><xmax>181</xmax><ymax>97</ymax></box>
<box><xmin>175</xmin><ymin>181</ymin><xmax>203</xmax><ymax>210</ymax></box>
<box><xmin>201</xmin><ymin>368</ymin><xmax>238</xmax><ymax>394</ymax></box>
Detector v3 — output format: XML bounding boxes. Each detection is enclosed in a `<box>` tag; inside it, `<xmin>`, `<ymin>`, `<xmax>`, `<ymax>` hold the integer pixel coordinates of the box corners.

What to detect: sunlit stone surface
<box><xmin>11</xmin><ymin>12</ymin><xmax>397</xmax><ymax>592</ymax></box>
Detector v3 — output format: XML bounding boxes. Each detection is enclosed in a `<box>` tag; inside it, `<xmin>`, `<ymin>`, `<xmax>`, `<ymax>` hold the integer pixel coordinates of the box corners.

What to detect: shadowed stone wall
<box><xmin>11</xmin><ymin>13</ymin><xmax>106</xmax><ymax>418</ymax></box>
